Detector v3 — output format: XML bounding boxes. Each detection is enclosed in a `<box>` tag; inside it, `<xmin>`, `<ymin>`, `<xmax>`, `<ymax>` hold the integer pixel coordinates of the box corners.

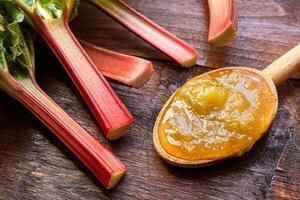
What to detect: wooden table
<box><xmin>0</xmin><ymin>0</ymin><xmax>299</xmax><ymax>199</ymax></box>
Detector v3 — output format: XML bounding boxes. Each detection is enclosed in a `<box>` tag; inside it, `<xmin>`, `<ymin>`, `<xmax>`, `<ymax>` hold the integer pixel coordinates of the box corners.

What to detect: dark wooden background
<box><xmin>0</xmin><ymin>0</ymin><xmax>299</xmax><ymax>199</ymax></box>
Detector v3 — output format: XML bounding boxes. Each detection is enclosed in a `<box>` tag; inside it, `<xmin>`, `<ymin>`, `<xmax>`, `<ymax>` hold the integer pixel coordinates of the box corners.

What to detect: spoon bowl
<box><xmin>153</xmin><ymin>44</ymin><xmax>300</xmax><ymax>167</ymax></box>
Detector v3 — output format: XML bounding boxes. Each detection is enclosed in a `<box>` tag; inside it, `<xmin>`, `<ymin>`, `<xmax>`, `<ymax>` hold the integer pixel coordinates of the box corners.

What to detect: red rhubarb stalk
<box><xmin>5</xmin><ymin>77</ymin><xmax>126</xmax><ymax>189</ymax></box>
<box><xmin>80</xmin><ymin>40</ymin><xmax>154</xmax><ymax>88</ymax></box>
<box><xmin>0</xmin><ymin>2</ymin><xmax>125</xmax><ymax>188</ymax></box>
<box><xmin>86</xmin><ymin>0</ymin><xmax>199</xmax><ymax>67</ymax></box>
<box><xmin>207</xmin><ymin>0</ymin><xmax>238</xmax><ymax>47</ymax></box>
<box><xmin>14</xmin><ymin>0</ymin><xmax>133</xmax><ymax>140</ymax></box>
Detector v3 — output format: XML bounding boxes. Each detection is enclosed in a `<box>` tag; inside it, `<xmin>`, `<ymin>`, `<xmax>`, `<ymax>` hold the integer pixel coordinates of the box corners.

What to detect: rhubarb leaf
<box><xmin>12</xmin><ymin>0</ymin><xmax>79</xmax><ymax>22</ymax></box>
<box><xmin>0</xmin><ymin>50</ymin><xmax>8</xmax><ymax>73</ymax></box>
<box><xmin>0</xmin><ymin>0</ymin><xmax>32</xmax><ymax>79</ymax></box>
<box><xmin>69</xmin><ymin>0</ymin><xmax>79</xmax><ymax>21</ymax></box>
<box><xmin>0</xmin><ymin>14</ymin><xmax>9</xmax><ymax>72</ymax></box>
<box><xmin>66</xmin><ymin>0</ymin><xmax>79</xmax><ymax>21</ymax></box>
<box><xmin>36</xmin><ymin>0</ymin><xmax>64</xmax><ymax>19</ymax></box>
<box><xmin>23</xmin><ymin>0</ymin><xmax>33</xmax><ymax>7</ymax></box>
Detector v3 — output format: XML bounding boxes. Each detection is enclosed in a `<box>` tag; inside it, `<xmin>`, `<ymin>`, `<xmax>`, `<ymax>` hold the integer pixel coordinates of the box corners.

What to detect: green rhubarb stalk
<box><xmin>0</xmin><ymin>1</ymin><xmax>126</xmax><ymax>189</ymax></box>
<box><xmin>12</xmin><ymin>0</ymin><xmax>133</xmax><ymax>140</ymax></box>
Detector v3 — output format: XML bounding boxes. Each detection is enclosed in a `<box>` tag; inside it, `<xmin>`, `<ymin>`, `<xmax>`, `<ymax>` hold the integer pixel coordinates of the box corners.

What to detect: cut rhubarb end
<box><xmin>88</xmin><ymin>0</ymin><xmax>199</xmax><ymax>67</ymax></box>
<box><xmin>128</xmin><ymin>62</ymin><xmax>153</xmax><ymax>88</ymax></box>
<box><xmin>208</xmin><ymin>22</ymin><xmax>236</xmax><ymax>47</ymax></box>
<box><xmin>107</xmin><ymin>121</ymin><xmax>132</xmax><ymax>140</ymax></box>
<box><xmin>80</xmin><ymin>40</ymin><xmax>154</xmax><ymax>88</ymax></box>
<box><xmin>180</xmin><ymin>53</ymin><xmax>200</xmax><ymax>68</ymax></box>
<box><xmin>107</xmin><ymin>169</ymin><xmax>126</xmax><ymax>189</ymax></box>
<box><xmin>207</xmin><ymin>0</ymin><xmax>238</xmax><ymax>47</ymax></box>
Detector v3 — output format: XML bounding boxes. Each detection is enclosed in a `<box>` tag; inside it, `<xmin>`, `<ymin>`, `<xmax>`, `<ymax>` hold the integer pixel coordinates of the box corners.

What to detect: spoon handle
<box><xmin>263</xmin><ymin>44</ymin><xmax>300</xmax><ymax>85</ymax></box>
<box><xmin>292</xmin><ymin>71</ymin><xmax>300</xmax><ymax>79</ymax></box>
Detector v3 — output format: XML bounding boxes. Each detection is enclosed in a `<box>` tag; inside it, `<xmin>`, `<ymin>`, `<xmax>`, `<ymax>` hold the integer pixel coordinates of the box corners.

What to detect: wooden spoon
<box><xmin>292</xmin><ymin>71</ymin><xmax>300</xmax><ymax>79</ymax></box>
<box><xmin>153</xmin><ymin>44</ymin><xmax>300</xmax><ymax>167</ymax></box>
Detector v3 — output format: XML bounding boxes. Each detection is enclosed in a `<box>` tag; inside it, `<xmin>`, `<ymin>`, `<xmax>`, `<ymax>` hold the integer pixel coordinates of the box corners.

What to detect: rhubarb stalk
<box><xmin>80</xmin><ymin>40</ymin><xmax>154</xmax><ymax>88</ymax></box>
<box><xmin>0</xmin><ymin>1</ymin><xmax>125</xmax><ymax>188</ymax></box>
<box><xmin>86</xmin><ymin>0</ymin><xmax>199</xmax><ymax>67</ymax></box>
<box><xmin>207</xmin><ymin>0</ymin><xmax>237</xmax><ymax>47</ymax></box>
<box><xmin>13</xmin><ymin>0</ymin><xmax>133</xmax><ymax>140</ymax></box>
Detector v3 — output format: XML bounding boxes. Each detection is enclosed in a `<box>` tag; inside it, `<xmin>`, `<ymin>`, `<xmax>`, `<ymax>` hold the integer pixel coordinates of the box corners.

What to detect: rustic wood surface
<box><xmin>0</xmin><ymin>0</ymin><xmax>299</xmax><ymax>199</ymax></box>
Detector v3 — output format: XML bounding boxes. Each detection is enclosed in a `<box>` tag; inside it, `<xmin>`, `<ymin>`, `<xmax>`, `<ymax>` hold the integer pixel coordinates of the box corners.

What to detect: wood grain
<box><xmin>0</xmin><ymin>0</ymin><xmax>299</xmax><ymax>199</ymax></box>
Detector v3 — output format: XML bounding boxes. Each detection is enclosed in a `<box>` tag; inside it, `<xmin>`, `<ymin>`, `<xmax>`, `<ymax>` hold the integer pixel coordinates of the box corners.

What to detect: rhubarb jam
<box><xmin>158</xmin><ymin>69</ymin><xmax>277</xmax><ymax>160</ymax></box>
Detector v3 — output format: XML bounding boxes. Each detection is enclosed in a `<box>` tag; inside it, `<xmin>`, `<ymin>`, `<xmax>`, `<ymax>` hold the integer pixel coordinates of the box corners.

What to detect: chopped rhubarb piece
<box><xmin>207</xmin><ymin>0</ymin><xmax>238</xmax><ymax>47</ymax></box>
<box><xmin>80</xmin><ymin>40</ymin><xmax>154</xmax><ymax>88</ymax></box>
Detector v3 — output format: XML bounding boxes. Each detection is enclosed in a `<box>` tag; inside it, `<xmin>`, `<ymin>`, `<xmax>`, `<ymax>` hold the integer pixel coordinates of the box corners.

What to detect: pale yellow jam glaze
<box><xmin>158</xmin><ymin>69</ymin><xmax>276</xmax><ymax>160</ymax></box>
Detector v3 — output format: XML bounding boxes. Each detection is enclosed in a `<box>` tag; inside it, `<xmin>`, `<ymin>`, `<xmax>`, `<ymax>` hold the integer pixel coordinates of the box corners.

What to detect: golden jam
<box><xmin>158</xmin><ymin>69</ymin><xmax>276</xmax><ymax>160</ymax></box>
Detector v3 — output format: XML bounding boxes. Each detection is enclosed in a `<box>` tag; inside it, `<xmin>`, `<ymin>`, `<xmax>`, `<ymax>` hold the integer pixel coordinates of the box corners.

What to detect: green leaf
<box><xmin>0</xmin><ymin>15</ymin><xmax>9</xmax><ymax>72</ymax></box>
<box><xmin>69</xmin><ymin>0</ymin><xmax>79</xmax><ymax>21</ymax></box>
<box><xmin>36</xmin><ymin>0</ymin><xmax>64</xmax><ymax>19</ymax></box>
<box><xmin>23</xmin><ymin>0</ymin><xmax>34</xmax><ymax>7</ymax></box>
<box><xmin>12</xmin><ymin>0</ymin><xmax>78</xmax><ymax>21</ymax></box>
<box><xmin>0</xmin><ymin>0</ymin><xmax>33</xmax><ymax>79</ymax></box>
